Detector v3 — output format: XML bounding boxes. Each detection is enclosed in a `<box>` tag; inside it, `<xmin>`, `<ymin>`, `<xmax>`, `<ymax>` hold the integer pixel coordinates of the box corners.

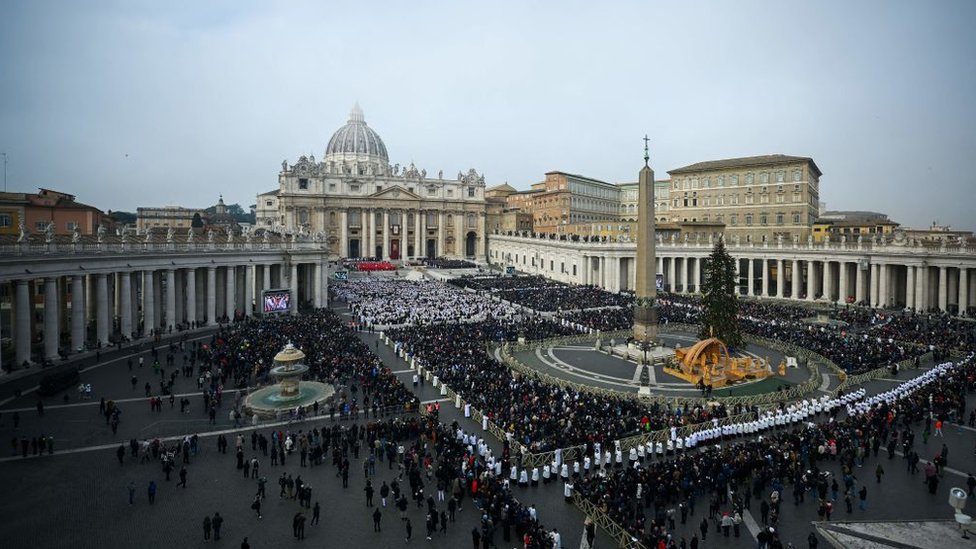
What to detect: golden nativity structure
<box><xmin>666</xmin><ymin>337</ymin><xmax>776</xmax><ymax>388</ymax></box>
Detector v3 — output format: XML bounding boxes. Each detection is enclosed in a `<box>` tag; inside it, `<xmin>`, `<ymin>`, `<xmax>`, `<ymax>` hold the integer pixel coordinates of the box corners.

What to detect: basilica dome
<box><xmin>324</xmin><ymin>104</ymin><xmax>389</xmax><ymax>166</ymax></box>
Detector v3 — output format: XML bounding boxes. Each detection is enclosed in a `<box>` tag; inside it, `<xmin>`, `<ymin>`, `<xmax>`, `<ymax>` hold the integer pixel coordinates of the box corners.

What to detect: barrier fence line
<box><xmin>572</xmin><ymin>492</ymin><xmax>648</xmax><ymax>549</ymax></box>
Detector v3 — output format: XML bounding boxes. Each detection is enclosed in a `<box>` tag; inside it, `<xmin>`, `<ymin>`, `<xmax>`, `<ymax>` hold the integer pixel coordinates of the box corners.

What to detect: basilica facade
<box><xmin>257</xmin><ymin>105</ymin><xmax>487</xmax><ymax>261</ymax></box>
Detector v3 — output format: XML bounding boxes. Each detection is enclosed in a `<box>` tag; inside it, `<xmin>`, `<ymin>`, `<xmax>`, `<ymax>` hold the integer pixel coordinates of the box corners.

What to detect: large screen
<box><xmin>262</xmin><ymin>289</ymin><xmax>291</xmax><ymax>314</ymax></box>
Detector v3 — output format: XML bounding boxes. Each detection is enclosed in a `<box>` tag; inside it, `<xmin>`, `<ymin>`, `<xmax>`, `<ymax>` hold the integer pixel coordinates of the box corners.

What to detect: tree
<box><xmin>698</xmin><ymin>237</ymin><xmax>743</xmax><ymax>349</ymax></box>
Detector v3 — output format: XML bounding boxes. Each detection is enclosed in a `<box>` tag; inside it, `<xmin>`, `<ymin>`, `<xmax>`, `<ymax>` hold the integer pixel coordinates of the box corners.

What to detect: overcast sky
<box><xmin>1</xmin><ymin>1</ymin><xmax>974</xmax><ymax>230</ymax></box>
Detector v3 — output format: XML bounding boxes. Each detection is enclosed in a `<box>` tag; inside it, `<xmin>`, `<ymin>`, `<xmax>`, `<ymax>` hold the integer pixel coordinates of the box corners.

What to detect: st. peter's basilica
<box><xmin>256</xmin><ymin>104</ymin><xmax>487</xmax><ymax>261</ymax></box>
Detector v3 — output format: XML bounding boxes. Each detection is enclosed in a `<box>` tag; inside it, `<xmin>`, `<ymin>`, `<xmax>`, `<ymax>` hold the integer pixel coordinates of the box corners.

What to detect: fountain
<box><xmin>244</xmin><ymin>343</ymin><xmax>335</xmax><ymax>419</ymax></box>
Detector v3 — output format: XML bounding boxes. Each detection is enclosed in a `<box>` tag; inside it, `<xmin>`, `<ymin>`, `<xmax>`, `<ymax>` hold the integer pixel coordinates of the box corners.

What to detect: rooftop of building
<box><xmin>668</xmin><ymin>154</ymin><xmax>823</xmax><ymax>177</ymax></box>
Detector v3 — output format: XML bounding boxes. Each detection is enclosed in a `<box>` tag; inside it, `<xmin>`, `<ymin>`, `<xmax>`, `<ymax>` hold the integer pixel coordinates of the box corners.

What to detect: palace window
<box><xmin>66</xmin><ymin>221</ymin><xmax>79</xmax><ymax>231</ymax></box>
<box><xmin>793</xmin><ymin>169</ymin><xmax>802</xmax><ymax>182</ymax></box>
<box><xmin>35</xmin><ymin>221</ymin><xmax>47</xmax><ymax>232</ymax></box>
<box><xmin>760</xmin><ymin>214</ymin><xmax>768</xmax><ymax>225</ymax></box>
<box><xmin>746</xmin><ymin>173</ymin><xmax>754</xmax><ymax>184</ymax></box>
<box><xmin>266</xmin><ymin>200</ymin><xmax>273</xmax><ymax>206</ymax></box>
<box><xmin>468</xmin><ymin>187</ymin><xmax>475</xmax><ymax>198</ymax></box>
<box><xmin>298</xmin><ymin>178</ymin><xmax>309</xmax><ymax>190</ymax></box>
<box><xmin>348</xmin><ymin>211</ymin><xmax>360</xmax><ymax>226</ymax></box>
<box><xmin>793</xmin><ymin>213</ymin><xmax>801</xmax><ymax>224</ymax></box>
<box><xmin>744</xmin><ymin>214</ymin><xmax>752</xmax><ymax>225</ymax></box>
<box><xmin>760</xmin><ymin>172</ymin><xmax>769</xmax><ymax>184</ymax></box>
<box><xmin>731</xmin><ymin>175</ymin><xmax>739</xmax><ymax>186</ymax></box>
<box><xmin>0</xmin><ymin>214</ymin><xmax>10</xmax><ymax>228</ymax></box>
<box><xmin>776</xmin><ymin>171</ymin><xmax>784</xmax><ymax>183</ymax></box>
<box><xmin>776</xmin><ymin>213</ymin><xmax>784</xmax><ymax>225</ymax></box>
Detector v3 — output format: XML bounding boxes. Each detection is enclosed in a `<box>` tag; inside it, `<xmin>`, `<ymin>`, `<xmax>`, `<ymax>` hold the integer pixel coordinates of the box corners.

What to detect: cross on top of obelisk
<box><xmin>643</xmin><ymin>135</ymin><xmax>649</xmax><ymax>167</ymax></box>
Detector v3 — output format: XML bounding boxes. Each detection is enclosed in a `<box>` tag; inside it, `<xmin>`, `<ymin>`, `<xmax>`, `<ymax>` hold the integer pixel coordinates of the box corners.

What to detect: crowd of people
<box><xmin>387</xmin><ymin>320</ymin><xmax>741</xmax><ymax>453</ymax></box>
<box><xmin>203</xmin><ymin>310</ymin><xmax>418</xmax><ymax>418</ymax></box>
<box><xmin>450</xmin><ymin>275</ymin><xmax>632</xmax><ymax>311</ymax></box>
<box><xmin>331</xmin><ymin>279</ymin><xmax>522</xmax><ymax>327</ymax></box>
<box><xmin>571</xmin><ymin>355</ymin><xmax>974</xmax><ymax>548</ymax></box>
<box><xmin>425</xmin><ymin>258</ymin><xmax>477</xmax><ymax>269</ymax></box>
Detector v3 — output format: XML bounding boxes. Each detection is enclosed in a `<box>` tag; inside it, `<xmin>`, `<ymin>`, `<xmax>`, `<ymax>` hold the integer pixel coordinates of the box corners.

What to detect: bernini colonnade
<box><xmin>488</xmin><ymin>232</ymin><xmax>976</xmax><ymax>314</ymax></box>
<box><xmin>0</xmin><ymin>234</ymin><xmax>329</xmax><ymax>371</ymax></box>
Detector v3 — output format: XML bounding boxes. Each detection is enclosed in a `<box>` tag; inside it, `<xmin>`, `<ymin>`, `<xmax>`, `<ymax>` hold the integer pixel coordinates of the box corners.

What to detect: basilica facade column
<box><xmin>120</xmin><ymin>272</ymin><xmax>132</xmax><ymax>339</ymax></box>
<box><xmin>382</xmin><ymin>209</ymin><xmax>390</xmax><ymax>260</ymax></box>
<box><xmin>71</xmin><ymin>276</ymin><xmax>85</xmax><ymax>352</ymax></box>
<box><xmin>96</xmin><ymin>273</ymin><xmax>110</xmax><ymax>347</ymax></box>
<box><xmin>206</xmin><ymin>267</ymin><xmax>217</xmax><ymax>326</ymax></box>
<box><xmin>455</xmin><ymin>211</ymin><xmax>464</xmax><ymax>257</ymax></box>
<box><xmin>437</xmin><ymin>212</ymin><xmax>445</xmax><ymax>258</ymax></box>
<box><xmin>44</xmin><ymin>277</ymin><xmax>60</xmax><ymax>360</ymax></box>
<box><xmin>415</xmin><ymin>209</ymin><xmax>424</xmax><ymax>259</ymax></box>
<box><xmin>15</xmin><ymin>280</ymin><xmax>31</xmax><ymax>365</ymax></box>
<box><xmin>339</xmin><ymin>210</ymin><xmax>349</xmax><ymax>258</ymax></box>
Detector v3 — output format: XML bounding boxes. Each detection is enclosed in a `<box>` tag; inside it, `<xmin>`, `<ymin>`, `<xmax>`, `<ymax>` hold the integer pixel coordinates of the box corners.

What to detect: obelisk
<box><xmin>633</xmin><ymin>136</ymin><xmax>658</xmax><ymax>345</ymax></box>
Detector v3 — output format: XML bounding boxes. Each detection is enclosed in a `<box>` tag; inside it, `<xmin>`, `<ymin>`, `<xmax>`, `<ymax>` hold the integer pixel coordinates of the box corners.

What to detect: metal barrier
<box><xmin>572</xmin><ymin>492</ymin><xmax>647</xmax><ymax>549</ymax></box>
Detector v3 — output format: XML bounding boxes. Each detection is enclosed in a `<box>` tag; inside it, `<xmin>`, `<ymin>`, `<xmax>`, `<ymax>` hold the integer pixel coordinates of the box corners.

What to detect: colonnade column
<box><xmin>905</xmin><ymin>266</ymin><xmax>916</xmax><ymax>310</ymax></box>
<box><xmin>855</xmin><ymin>262</ymin><xmax>865</xmax><ymax>305</ymax></box>
<box><xmin>414</xmin><ymin>210</ymin><xmax>422</xmax><ymax>259</ymax></box>
<box><xmin>290</xmin><ymin>263</ymin><xmax>299</xmax><ymax>315</ymax></box>
<box><xmin>225</xmin><ymin>266</ymin><xmax>236</xmax><ymax>320</ymax></box>
<box><xmin>313</xmin><ymin>263</ymin><xmax>322</xmax><ymax>308</ymax></box>
<box><xmin>244</xmin><ymin>264</ymin><xmax>254</xmax><ymax>316</ymax></box>
<box><xmin>693</xmin><ymin>257</ymin><xmax>701</xmax><ymax>294</ymax></box>
<box><xmin>96</xmin><ymin>273</ymin><xmax>109</xmax><ymax>347</ymax></box>
<box><xmin>791</xmin><ymin>260</ymin><xmax>799</xmax><ymax>299</ymax></box>
<box><xmin>821</xmin><ymin>261</ymin><xmax>832</xmax><ymax>302</ymax></box>
<box><xmin>165</xmin><ymin>269</ymin><xmax>176</xmax><ymax>332</ymax></box>
<box><xmin>870</xmin><ymin>264</ymin><xmax>880</xmax><ymax>307</ymax></box>
<box><xmin>15</xmin><ymin>281</ymin><xmax>31</xmax><ymax>365</ymax></box>
<box><xmin>206</xmin><ymin>267</ymin><xmax>217</xmax><ymax>326</ymax></box>
<box><xmin>960</xmin><ymin>268</ymin><xmax>970</xmax><ymax>315</ymax></box>
<box><xmin>44</xmin><ymin>277</ymin><xmax>60</xmax><ymax>360</ymax></box>
<box><xmin>143</xmin><ymin>270</ymin><xmax>155</xmax><ymax>336</ymax></box>
<box><xmin>678</xmin><ymin>258</ymin><xmax>687</xmax><ymax>294</ymax></box>
<box><xmin>120</xmin><ymin>272</ymin><xmax>132</xmax><ymax>339</ymax></box>
<box><xmin>915</xmin><ymin>265</ymin><xmax>927</xmax><ymax>312</ymax></box>
<box><xmin>806</xmin><ymin>260</ymin><xmax>816</xmax><ymax>301</ymax></box>
<box><xmin>838</xmin><ymin>262</ymin><xmax>848</xmax><ymax>303</ymax></box>
<box><xmin>878</xmin><ymin>263</ymin><xmax>889</xmax><ymax>308</ymax></box>
<box><xmin>71</xmin><ymin>276</ymin><xmax>85</xmax><ymax>352</ymax></box>
<box><xmin>938</xmin><ymin>266</ymin><xmax>948</xmax><ymax>311</ymax></box>
<box><xmin>761</xmin><ymin>259</ymin><xmax>770</xmax><ymax>297</ymax></box>
<box><xmin>747</xmin><ymin>259</ymin><xmax>755</xmax><ymax>296</ymax></box>
<box><xmin>772</xmin><ymin>259</ymin><xmax>781</xmax><ymax>298</ymax></box>
<box><xmin>186</xmin><ymin>268</ymin><xmax>197</xmax><ymax>325</ymax></box>
<box><xmin>668</xmin><ymin>256</ymin><xmax>676</xmax><ymax>293</ymax></box>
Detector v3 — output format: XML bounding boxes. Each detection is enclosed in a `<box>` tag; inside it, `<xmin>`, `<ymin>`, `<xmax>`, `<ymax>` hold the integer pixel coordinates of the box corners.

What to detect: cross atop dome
<box><xmin>349</xmin><ymin>102</ymin><xmax>365</xmax><ymax>124</ymax></box>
